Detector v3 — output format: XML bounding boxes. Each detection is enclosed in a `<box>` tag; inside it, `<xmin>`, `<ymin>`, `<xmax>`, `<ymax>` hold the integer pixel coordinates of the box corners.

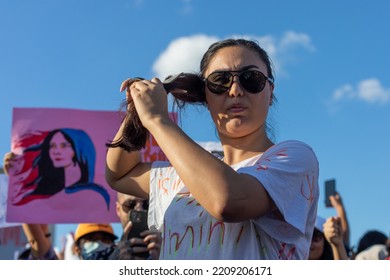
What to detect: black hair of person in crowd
<box><xmin>355</xmin><ymin>230</ymin><xmax>388</xmax><ymax>256</ymax></box>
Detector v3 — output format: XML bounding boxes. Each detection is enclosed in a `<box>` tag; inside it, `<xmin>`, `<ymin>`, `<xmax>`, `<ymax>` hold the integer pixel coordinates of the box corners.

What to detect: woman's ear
<box><xmin>269</xmin><ymin>83</ymin><xmax>275</xmax><ymax>106</ymax></box>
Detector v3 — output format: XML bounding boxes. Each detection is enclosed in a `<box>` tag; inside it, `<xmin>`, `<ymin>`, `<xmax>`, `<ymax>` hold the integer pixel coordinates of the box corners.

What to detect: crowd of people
<box><xmin>2</xmin><ymin>38</ymin><xmax>389</xmax><ymax>260</ymax></box>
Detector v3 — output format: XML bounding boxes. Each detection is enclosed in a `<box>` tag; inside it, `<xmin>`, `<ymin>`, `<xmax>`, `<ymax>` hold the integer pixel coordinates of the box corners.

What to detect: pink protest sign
<box><xmin>6</xmin><ymin>107</ymin><xmax>175</xmax><ymax>224</ymax></box>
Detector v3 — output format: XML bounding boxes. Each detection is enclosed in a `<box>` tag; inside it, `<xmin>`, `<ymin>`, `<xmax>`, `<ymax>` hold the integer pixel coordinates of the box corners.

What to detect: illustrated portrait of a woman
<box><xmin>9</xmin><ymin>128</ymin><xmax>110</xmax><ymax>209</ymax></box>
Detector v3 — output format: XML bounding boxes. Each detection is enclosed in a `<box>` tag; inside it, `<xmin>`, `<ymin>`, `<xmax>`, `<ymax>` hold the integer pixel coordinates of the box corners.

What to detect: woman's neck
<box><xmin>220</xmin><ymin>132</ymin><xmax>274</xmax><ymax>165</ymax></box>
<box><xmin>64</xmin><ymin>163</ymin><xmax>82</xmax><ymax>187</ymax></box>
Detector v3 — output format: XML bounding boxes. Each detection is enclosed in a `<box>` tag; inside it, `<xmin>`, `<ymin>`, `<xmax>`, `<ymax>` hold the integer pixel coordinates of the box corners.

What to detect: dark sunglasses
<box><xmin>120</xmin><ymin>199</ymin><xmax>149</xmax><ymax>213</ymax></box>
<box><xmin>205</xmin><ymin>70</ymin><xmax>274</xmax><ymax>95</ymax></box>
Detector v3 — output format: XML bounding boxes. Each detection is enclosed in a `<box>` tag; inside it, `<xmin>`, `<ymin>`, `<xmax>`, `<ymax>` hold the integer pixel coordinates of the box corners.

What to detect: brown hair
<box><xmin>106</xmin><ymin>74</ymin><xmax>205</xmax><ymax>151</ymax></box>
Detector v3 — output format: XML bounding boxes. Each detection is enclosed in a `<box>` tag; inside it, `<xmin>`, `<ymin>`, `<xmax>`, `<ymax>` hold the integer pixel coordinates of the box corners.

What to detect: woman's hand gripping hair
<box><xmin>106</xmin><ymin>73</ymin><xmax>205</xmax><ymax>152</ymax></box>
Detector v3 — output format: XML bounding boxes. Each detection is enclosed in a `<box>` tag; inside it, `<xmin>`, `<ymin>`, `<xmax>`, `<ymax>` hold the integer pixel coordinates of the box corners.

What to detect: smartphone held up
<box><xmin>127</xmin><ymin>209</ymin><xmax>149</xmax><ymax>259</ymax></box>
<box><xmin>324</xmin><ymin>179</ymin><xmax>336</xmax><ymax>208</ymax></box>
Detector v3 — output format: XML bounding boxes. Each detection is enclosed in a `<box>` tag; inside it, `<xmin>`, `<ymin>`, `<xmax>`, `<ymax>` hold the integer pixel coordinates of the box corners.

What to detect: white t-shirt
<box><xmin>148</xmin><ymin>140</ymin><xmax>319</xmax><ymax>259</ymax></box>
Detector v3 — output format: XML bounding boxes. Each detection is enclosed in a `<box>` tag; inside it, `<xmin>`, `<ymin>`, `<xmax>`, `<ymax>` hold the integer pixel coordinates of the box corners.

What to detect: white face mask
<box><xmin>80</xmin><ymin>241</ymin><xmax>112</xmax><ymax>259</ymax></box>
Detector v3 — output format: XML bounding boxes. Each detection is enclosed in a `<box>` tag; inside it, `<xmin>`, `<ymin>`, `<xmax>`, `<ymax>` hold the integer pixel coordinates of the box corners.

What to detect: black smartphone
<box><xmin>127</xmin><ymin>209</ymin><xmax>149</xmax><ymax>258</ymax></box>
<box><xmin>324</xmin><ymin>179</ymin><xmax>336</xmax><ymax>207</ymax></box>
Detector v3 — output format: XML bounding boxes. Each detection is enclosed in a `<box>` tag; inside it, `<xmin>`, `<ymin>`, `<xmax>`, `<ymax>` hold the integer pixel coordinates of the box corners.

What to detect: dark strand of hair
<box><xmin>106</xmin><ymin>73</ymin><xmax>205</xmax><ymax>152</ymax></box>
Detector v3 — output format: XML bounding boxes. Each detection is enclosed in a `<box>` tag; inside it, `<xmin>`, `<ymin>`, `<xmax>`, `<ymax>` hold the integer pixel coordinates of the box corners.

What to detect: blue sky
<box><xmin>1</xmin><ymin>0</ymin><xmax>389</xmax><ymax>251</ymax></box>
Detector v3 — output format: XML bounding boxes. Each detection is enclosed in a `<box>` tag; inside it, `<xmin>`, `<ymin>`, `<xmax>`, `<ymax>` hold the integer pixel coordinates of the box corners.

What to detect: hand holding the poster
<box><xmin>3</xmin><ymin>151</ymin><xmax>26</xmax><ymax>178</ymax></box>
<box><xmin>3</xmin><ymin>152</ymin><xmax>15</xmax><ymax>175</ymax></box>
<box><xmin>3</xmin><ymin>153</ymin><xmax>58</xmax><ymax>259</ymax></box>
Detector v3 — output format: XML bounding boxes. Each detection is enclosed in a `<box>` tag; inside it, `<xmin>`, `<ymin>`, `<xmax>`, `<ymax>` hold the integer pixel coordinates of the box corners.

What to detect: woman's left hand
<box><xmin>127</xmin><ymin>78</ymin><xmax>170</xmax><ymax>129</ymax></box>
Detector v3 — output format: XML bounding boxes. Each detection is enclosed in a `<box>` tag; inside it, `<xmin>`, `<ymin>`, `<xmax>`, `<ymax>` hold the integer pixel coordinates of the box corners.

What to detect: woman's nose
<box><xmin>228</xmin><ymin>76</ymin><xmax>244</xmax><ymax>97</ymax></box>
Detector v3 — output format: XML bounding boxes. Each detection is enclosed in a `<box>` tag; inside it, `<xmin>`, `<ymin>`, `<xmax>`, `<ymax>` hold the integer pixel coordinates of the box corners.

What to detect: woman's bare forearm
<box><xmin>145</xmin><ymin>117</ymin><xmax>272</xmax><ymax>221</ymax></box>
<box><xmin>105</xmin><ymin>121</ymin><xmax>141</xmax><ymax>179</ymax></box>
<box><xmin>104</xmin><ymin>119</ymin><xmax>152</xmax><ymax>198</ymax></box>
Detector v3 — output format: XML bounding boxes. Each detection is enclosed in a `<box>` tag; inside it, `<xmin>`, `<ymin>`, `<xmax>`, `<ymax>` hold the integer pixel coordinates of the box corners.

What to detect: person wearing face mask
<box><xmin>73</xmin><ymin>223</ymin><xmax>118</xmax><ymax>260</ymax></box>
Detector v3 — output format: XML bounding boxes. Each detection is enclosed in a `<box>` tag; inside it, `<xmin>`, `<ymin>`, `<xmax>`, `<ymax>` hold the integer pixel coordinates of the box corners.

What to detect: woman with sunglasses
<box><xmin>106</xmin><ymin>38</ymin><xmax>319</xmax><ymax>259</ymax></box>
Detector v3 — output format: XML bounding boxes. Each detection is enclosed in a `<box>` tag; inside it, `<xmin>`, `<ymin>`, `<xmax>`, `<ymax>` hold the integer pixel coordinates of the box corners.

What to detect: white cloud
<box><xmin>332</xmin><ymin>84</ymin><xmax>355</xmax><ymax>100</ymax></box>
<box><xmin>332</xmin><ymin>78</ymin><xmax>390</xmax><ymax>104</ymax></box>
<box><xmin>279</xmin><ymin>31</ymin><xmax>315</xmax><ymax>52</ymax></box>
<box><xmin>152</xmin><ymin>34</ymin><xmax>219</xmax><ymax>79</ymax></box>
<box><xmin>152</xmin><ymin>32</ymin><xmax>314</xmax><ymax>79</ymax></box>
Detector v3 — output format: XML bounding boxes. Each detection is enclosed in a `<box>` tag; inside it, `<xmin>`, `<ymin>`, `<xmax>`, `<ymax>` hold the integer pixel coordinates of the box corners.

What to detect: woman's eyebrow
<box><xmin>211</xmin><ymin>64</ymin><xmax>260</xmax><ymax>72</ymax></box>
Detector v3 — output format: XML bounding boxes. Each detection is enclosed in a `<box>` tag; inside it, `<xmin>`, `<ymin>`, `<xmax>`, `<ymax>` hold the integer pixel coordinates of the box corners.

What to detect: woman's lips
<box><xmin>228</xmin><ymin>104</ymin><xmax>247</xmax><ymax>113</ymax></box>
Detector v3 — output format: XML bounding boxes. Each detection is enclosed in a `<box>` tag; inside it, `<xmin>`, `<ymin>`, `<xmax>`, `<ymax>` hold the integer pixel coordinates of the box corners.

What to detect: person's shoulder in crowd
<box><xmin>354</xmin><ymin>244</ymin><xmax>388</xmax><ymax>260</ymax></box>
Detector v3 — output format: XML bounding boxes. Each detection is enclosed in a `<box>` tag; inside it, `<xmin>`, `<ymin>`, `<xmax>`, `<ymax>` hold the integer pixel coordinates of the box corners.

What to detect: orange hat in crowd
<box><xmin>74</xmin><ymin>223</ymin><xmax>118</xmax><ymax>243</ymax></box>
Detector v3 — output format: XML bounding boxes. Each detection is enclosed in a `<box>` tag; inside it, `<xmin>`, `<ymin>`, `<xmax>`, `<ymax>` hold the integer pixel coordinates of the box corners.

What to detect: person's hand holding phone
<box><xmin>329</xmin><ymin>192</ymin><xmax>343</xmax><ymax>209</ymax></box>
<box><xmin>140</xmin><ymin>230</ymin><xmax>162</xmax><ymax>260</ymax></box>
<box><xmin>122</xmin><ymin>209</ymin><xmax>162</xmax><ymax>259</ymax></box>
<box><xmin>125</xmin><ymin>210</ymin><xmax>149</xmax><ymax>259</ymax></box>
